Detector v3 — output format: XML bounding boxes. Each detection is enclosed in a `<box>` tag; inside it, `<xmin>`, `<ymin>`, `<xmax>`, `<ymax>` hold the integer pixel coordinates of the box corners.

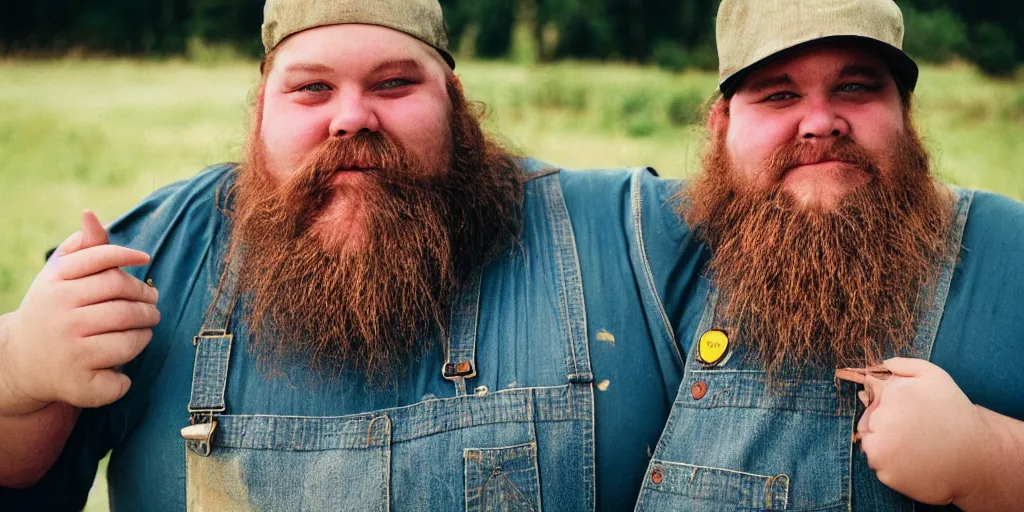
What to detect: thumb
<box><xmin>80</xmin><ymin>210</ymin><xmax>110</xmax><ymax>250</ymax></box>
<box><xmin>882</xmin><ymin>357</ymin><xmax>929</xmax><ymax>377</ymax></box>
<box><xmin>77</xmin><ymin>371</ymin><xmax>132</xmax><ymax>409</ymax></box>
<box><xmin>862</xmin><ymin>373</ymin><xmax>889</xmax><ymax>405</ymax></box>
<box><xmin>51</xmin><ymin>210</ymin><xmax>110</xmax><ymax>260</ymax></box>
<box><xmin>857</xmin><ymin>394</ymin><xmax>877</xmax><ymax>438</ymax></box>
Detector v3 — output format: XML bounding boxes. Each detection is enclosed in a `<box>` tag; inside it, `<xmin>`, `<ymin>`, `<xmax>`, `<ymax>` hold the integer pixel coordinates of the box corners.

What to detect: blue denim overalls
<box><xmin>180</xmin><ymin>169</ymin><xmax>597</xmax><ymax>511</ymax></box>
<box><xmin>635</xmin><ymin>189</ymin><xmax>973</xmax><ymax>511</ymax></box>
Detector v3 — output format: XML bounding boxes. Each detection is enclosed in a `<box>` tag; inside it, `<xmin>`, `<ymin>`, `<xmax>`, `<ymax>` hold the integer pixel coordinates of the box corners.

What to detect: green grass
<box><xmin>0</xmin><ymin>58</ymin><xmax>1021</xmax><ymax>510</ymax></box>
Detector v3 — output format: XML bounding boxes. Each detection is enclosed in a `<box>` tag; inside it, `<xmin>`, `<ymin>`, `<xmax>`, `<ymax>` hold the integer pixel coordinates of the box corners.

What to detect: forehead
<box><xmin>738</xmin><ymin>43</ymin><xmax>893</xmax><ymax>90</ymax></box>
<box><xmin>269</xmin><ymin>24</ymin><xmax>448</xmax><ymax>77</ymax></box>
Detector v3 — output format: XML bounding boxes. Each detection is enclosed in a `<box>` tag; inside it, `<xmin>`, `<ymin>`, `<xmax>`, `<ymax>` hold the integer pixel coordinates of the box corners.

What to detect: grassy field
<box><xmin>0</xmin><ymin>58</ymin><xmax>1022</xmax><ymax>509</ymax></box>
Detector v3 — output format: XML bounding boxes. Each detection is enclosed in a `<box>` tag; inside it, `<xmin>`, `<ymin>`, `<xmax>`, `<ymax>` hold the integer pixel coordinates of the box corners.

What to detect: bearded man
<box><xmin>0</xmin><ymin>1</ymin><xmax>693</xmax><ymax>510</ymax></box>
<box><xmin>634</xmin><ymin>0</ymin><xmax>1024</xmax><ymax>510</ymax></box>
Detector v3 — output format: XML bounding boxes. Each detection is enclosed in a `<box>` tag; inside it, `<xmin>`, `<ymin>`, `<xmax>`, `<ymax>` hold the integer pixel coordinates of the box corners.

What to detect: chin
<box><xmin>785</xmin><ymin>175</ymin><xmax>872</xmax><ymax>211</ymax></box>
<box><xmin>310</xmin><ymin>198</ymin><xmax>367</xmax><ymax>252</ymax></box>
<box><xmin>311</xmin><ymin>221</ymin><xmax>366</xmax><ymax>253</ymax></box>
<box><xmin>786</xmin><ymin>183</ymin><xmax>858</xmax><ymax>211</ymax></box>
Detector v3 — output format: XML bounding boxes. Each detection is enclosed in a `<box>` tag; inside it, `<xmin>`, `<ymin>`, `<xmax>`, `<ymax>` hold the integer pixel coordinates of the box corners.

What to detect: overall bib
<box><xmin>635</xmin><ymin>189</ymin><xmax>972</xmax><ymax>511</ymax></box>
<box><xmin>180</xmin><ymin>170</ymin><xmax>597</xmax><ymax>511</ymax></box>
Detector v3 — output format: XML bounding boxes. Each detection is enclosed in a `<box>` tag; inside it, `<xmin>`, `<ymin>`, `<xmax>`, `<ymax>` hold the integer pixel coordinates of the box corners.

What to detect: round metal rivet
<box><xmin>691</xmin><ymin>381</ymin><xmax>708</xmax><ymax>400</ymax></box>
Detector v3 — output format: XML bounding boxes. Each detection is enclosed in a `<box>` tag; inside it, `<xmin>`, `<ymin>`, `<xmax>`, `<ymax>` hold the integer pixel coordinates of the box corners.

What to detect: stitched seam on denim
<box><xmin>549</xmin><ymin>173</ymin><xmax>582</xmax><ymax>380</ymax></box>
<box><xmin>843</xmin><ymin>400</ymin><xmax>855</xmax><ymax>508</ymax></box>
<box><xmin>381</xmin><ymin>416</ymin><xmax>392</xmax><ymax>512</ymax></box>
<box><xmin>913</xmin><ymin>187</ymin><xmax>972</xmax><ymax>361</ymax></box>
<box><xmin>200</xmin><ymin>258</ymin><xmax>240</xmax><ymax>333</ymax></box>
<box><xmin>211</xmin><ymin>385</ymin><xmax>588</xmax><ymax>449</ymax></box>
<box><xmin>191</xmin><ymin>255</ymin><xmax>239</xmax><ymax>414</ymax></box>
<box><xmin>649</xmin><ymin>460</ymin><xmax>780</xmax><ymax>480</ymax></box>
<box><xmin>188</xmin><ymin>335</ymin><xmax>231</xmax><ymax>412</ymax></box>
<box><xmin>523</xmin><ymin>168</ymin><xmax>560</xmax><ymax>182</ymax></box>
<box><xmin>542</xmin><ymin>172</ymin><xmax>592</xmax><ymax>381</ymax></box>
<box><xmin>464</xmin><ymin>443</ymin><xmax>540</xmax><ymax>512</ymax></box>
<box><xmin>643</xmin><ymin>459</ymin><xmax>801</xmax><ymax>506</ymax></box>
<box><xmin>637</xmin><ymin>286</ymin><xmax>716</xmax><ymax>477</ymax></box>
<box><xmin>534</xmin><ymin>176</ymin><xmax>575</xmax><ymax>380</ymax></box>
<box><xmin>464</xmin><ymin>447</ymin><xmax>475</xmax><ymax>511</ymax></box>
<box><xmin>470</xmin><ymin>441</ymin><xmax>538</xmax><ymax>454</ymax></box>
<box><xmin>446</xmin><ymin>268</ymin><xmax>482</xmax><ymax>396</ymax></box>
<box><xmin>631</xmin><ymin>168</ymin><xmax>683</xmax><ymax>367</ymax></box>
<box><xmin>585</xmin><ymin>379</ymin><xmax>597</xmax><ymax>511</ymax></box>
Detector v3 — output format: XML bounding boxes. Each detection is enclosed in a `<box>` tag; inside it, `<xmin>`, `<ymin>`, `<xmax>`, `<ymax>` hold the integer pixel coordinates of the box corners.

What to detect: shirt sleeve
<box><xmin>932</xmin><ymin>190</ymin><xmax>1024</xmax><ymax>421</ymax></box>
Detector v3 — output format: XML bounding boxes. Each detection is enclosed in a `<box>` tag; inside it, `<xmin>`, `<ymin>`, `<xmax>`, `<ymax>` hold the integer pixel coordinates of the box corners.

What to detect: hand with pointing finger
<box><xmin>838</xmin><ymin>357</ymin><xmax>990</xmax><ymax>506</ymax></box>
<box><xmin>0</xmin><ymin>210</ymin><xmax>160</xmax><ymax>415</ymax></box>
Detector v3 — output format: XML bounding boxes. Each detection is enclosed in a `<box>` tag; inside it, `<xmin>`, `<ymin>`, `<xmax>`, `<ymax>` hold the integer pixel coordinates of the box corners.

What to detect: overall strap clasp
<box><xmin>442</xmin><ymin>268</ymin><xmax>482</xmax><ymax>396</ymax></box>
<box><xmin>183</xmin><ymin>261</ymin><xmax>240</xmax><ymax>457</ymax></box>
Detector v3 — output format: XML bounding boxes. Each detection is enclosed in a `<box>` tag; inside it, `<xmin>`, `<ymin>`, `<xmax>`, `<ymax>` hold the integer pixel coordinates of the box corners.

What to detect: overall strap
<box><xmin>442</xmin><ymin>267</ymin><xmax>482</xmax><ymax>396</ymax></box>
<box><xmin>910</xmin><ymin>187</ymin><xmax>974</xmax><ymax>360</ymax></box>
<box><xmin>535</xmin><ymin>170</ymin><xmax>594</xmax><ymax>383</ymax></box>
<box><xmin>183</xmin><ymin>258</ymin><xmax>240</xmax><ymax>456</ymax></box>
<box><xmin>440</xmin><ymin>167</ymin><xmax>595</xmax><ymax>393</ymax></box>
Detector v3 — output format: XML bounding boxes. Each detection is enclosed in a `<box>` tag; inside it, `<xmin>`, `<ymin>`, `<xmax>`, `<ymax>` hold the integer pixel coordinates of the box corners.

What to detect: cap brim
<box><xmin>719</xmin><ymin>35</ymin><xmax>918</xmax><ymax>97</ymax></box>
<box><xmin>439</xmin><ymin>49</ymin><xmax>456</xmax><ymax>70</ymax></box>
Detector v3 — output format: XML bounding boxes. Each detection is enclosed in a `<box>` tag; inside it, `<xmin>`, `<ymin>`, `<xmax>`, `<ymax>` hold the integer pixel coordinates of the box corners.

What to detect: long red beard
<box><xmin>228</xmin><ymin>81</ymin><xmax>523</xmax><ymax>380</ymax></box>
<box><xmin>681</xmin><ymin>105</ymin><xmax>953</xmax><ymax>374</ymax></box>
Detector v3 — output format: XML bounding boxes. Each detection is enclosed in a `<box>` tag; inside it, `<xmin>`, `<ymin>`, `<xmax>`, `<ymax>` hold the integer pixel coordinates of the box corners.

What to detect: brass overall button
<box><xmin>650</xmin><ymin>466</ymin><xmax>664</xmax><ymax>485</ymax></box>
<box><xmin>691</xmin><ymin>381</ymin><xmax>708</xmax><ymax>400</ymax></box>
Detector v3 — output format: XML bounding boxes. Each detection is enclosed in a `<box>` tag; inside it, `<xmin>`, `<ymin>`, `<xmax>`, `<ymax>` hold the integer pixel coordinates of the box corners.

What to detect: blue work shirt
<box><xmin>3</xmin><ymin>160</ymin><xmax>701</xmax><ymax>511</ymax></box>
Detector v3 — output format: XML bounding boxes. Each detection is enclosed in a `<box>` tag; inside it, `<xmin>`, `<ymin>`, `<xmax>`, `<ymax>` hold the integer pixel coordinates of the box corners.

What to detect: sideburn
<box><xmin>680</xmin><ymin>115</ymin><xmax>954</xmax><ymax>376</ymax></box>
<box><xmin>228</xmin><ymin>81</ymin><xmax>523</xmax><ymax>381</ymax></box>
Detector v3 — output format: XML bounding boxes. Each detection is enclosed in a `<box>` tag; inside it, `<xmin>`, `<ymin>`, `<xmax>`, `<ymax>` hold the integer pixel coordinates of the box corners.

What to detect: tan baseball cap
<box><xmin>716</xmin><ymin>0</ymin><xmax>918</xmax><ymax>95</ymax></box>
<box><xmin>261</xmin><ymin>0</ymin><xmax>455</xmax><ymax>69</ymax></box>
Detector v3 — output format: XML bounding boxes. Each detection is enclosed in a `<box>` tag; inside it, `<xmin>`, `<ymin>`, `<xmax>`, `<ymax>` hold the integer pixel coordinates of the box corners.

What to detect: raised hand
<box><xmin>0</xmin><ymin>211</ymin><xmax>160</xmax><ymax>415</ymax></box>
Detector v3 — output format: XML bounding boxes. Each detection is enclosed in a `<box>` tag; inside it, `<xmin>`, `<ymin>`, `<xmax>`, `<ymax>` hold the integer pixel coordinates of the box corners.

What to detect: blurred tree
<box><xmin>189</xmin><ymin>0</ymin><xmax>263</xmax><ymax>56</ymax></box>
<box><xmin>902</xmin><ymin>5</ymin><xmax>968</xmax><ymax>64</ymax></box>
<box><xmin>900</xmin><ymin>0</ymin><xmax>1021</xmax><ymax>76</ymax></box>
<box><xmin>0</xmin><ymin>0</ymin><xmax>1018</xmax><ymax>77</ymax></box>
<box><xmin>967</xmin><ymin>22</ymin><xmax>1017</xmax><ymax>76</ymax></box>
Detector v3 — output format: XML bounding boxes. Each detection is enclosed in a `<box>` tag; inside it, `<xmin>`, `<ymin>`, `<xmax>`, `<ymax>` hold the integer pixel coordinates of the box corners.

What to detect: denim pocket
<box><xmin>464</xmin><ymin>442</ymin><xmax>541</xmax><ymax>512</ymax></box>
<box><xmin>185</xmin><ymin>414</ymin><xmax>392</xmax><ymax>512</ymax></box>
<box><xmin>637</xmin><ymin>459</ymin><xmax>789</xmax><ymax>511</ymax></box>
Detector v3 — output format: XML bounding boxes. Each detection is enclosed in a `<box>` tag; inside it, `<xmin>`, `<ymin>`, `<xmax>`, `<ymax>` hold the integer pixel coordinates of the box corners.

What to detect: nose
<box><xmin>798</xmin><ymin>98</ymin><xmax>850</xmax><ymax>140</ymax></box>
<box><xmin>327</xmin><ymin>91</ymin><xmax>380</xmax><ymax>138</ymax></box>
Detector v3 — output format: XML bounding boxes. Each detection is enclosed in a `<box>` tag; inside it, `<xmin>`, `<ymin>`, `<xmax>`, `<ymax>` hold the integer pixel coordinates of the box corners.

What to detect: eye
<box><xmin>837</xmin><ymin>82</ymin><xmax>881</xmax><ymax>94</ymax></box>
<box><xmin>838</xmin><ymin>83</ymin><xmax>864</xmax><ymax>93</ymax></box>
<box><xmin>762</xmin><ymin>91</ymin><xmax>798</xmax><ymax>102</ymax></box>
<box><xmin>376</xmin><ymin>78</ymin><xmax>414</xmax><ymax>91</ymax></box>
<box><xmin>298</xmin><ymin>82</ymin><xmax>332</xmax><ymax>93</ymax></box>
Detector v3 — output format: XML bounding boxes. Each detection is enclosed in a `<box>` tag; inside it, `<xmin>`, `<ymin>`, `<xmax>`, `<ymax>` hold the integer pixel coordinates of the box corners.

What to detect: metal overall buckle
<box><xmin>181</xmin><ymin>411</ymin><xmax>218</xmax><ymax>457</ymax></box>
<box><xmin>441</xmin><ymin>360</ymin><xmax>476</xmax><ymax>381</ymax></box>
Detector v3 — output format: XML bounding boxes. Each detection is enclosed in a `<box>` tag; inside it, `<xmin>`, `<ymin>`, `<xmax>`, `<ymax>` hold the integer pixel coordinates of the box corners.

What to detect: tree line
<box><xmin>1</xmin><ymin>0</ymin><xmax>1020</xmax><ymax>76</ymax></box>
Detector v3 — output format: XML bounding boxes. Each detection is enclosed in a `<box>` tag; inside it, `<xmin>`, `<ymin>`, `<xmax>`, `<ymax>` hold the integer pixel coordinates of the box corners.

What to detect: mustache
<box><xmin>762</xmin><ymin>137</ymin><xmax>881</xmax><ymax>185</ymax></box>
<box><xmin>278</xmin><ymin>132</ymin><xmax>419</xmax><ymax>235</ymax></box>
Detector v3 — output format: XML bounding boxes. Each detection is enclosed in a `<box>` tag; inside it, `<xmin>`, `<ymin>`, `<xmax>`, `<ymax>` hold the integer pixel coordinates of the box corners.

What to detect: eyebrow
<box><xmin>837</xmin><ymin>64</ymin><xmax>884</xmax><ymax>80</ymax></box>
<box><xmin>745</xmin><ymin>73</ymin><xmax>795</xmax><ymax>93</ymax></box>
<box><xmin>280</xmin><ymin>59</ymin><xmax>424</xmax><ymax>79</ymax></box>
<box><xmin>282</xmin><ymin>62</ymin><xmax>335</xmax><ymax>74</ymax></box>
<box><xmin>743</xmin><ymin>63</ymin><xmax>886</xmax><ymax>94</ymax></box>
<box><xmin>367</xmin><ymin>58</ymin><xmax>425</xmax><ymax>77</ymax></box>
